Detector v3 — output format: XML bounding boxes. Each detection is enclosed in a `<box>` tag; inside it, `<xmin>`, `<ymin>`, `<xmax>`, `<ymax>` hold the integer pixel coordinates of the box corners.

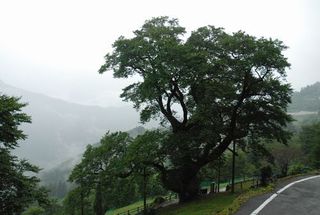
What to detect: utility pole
<box><xmin>231</xmin><ymin>141</ymin><xmax>236</xmax><ymax>193</ymax></box>
<box><xmin>217</xmin><ymin>157</ymin><xmax>221</xmax><ymax>193</ymax></box>
<box><xmin>143</xmin><ymin>167</ymin><xmax>147</xmax><ymax>214</ymax></box>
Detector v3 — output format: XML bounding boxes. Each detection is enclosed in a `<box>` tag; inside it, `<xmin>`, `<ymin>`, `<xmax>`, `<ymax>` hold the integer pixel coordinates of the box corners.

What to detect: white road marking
<box><xmin>250</xmin><ymin>175</ymin><xmax>320</xmax><ymax>215</ymax></box>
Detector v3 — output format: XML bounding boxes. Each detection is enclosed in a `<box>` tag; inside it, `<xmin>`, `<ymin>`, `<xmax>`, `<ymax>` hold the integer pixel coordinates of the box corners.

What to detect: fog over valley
<box><xmin>0</xmin><ymin>80</ymin><xmax>155</xmax><ymax>168</ymax></box>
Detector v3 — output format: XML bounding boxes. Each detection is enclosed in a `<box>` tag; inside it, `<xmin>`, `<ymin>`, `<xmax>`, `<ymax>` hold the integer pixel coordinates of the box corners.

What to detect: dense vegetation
<box><xmin>1</xmin><ymin>16</ymin><xmax>320</xmax><ymax>215</ymax></box>
<box><xmin>0</xmin><ymin>94</ymin><xmax>49</xmax><ymax>215</ymax></box>
<box><xmin>99</xmin><ymin>16</ymin><xmax>292</xmax><ymax>202</ymax></box>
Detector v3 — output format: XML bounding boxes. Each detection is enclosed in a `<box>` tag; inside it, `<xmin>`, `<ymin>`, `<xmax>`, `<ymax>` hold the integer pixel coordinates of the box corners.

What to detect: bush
<box><xmin>288</xmin><ymin>163</ymin><xmax>312</xmax><ymax>175</ymax></box>
<box><xmin>22</xmin><ymin>206</ymin><xmax>45</xmax><ymax>215</ymax></box>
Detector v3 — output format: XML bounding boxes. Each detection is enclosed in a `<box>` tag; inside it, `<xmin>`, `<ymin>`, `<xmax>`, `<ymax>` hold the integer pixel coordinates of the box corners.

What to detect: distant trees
<box><xmin>300</xmin><ymin>122</ymin><xmax>320</xmax><ymax>168</ymax></box>
<box><xmin>67</xmin><ymin>131</ymin><xmax>167</xmax><ymax>215</ymax></box>
<box><xmin>68</xmin><ymin>132</ymin><xmax>134</xmax><ymax>215</ymax></box>
<box><xmin>270</xmin><ymin>141</ymin><xmax>302</xmax><ymax>177</ymax></box>
<box><xmin>288</xmin><ymin>82</ymin><xmax>320</xmax><ymax>112</ymax></box>
<box><xmin>99</xmin><ymin>16</ymin><xmax>293</xmax><ymax>202</ymax></box>
<box><xmin>0</xmin><ymin>94</ymin><xmax>49</xmax><ymax>214</ymax></box>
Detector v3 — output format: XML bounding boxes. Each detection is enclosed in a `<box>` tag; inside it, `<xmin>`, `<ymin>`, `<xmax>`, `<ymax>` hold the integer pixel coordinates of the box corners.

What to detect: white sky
<box><xmin>0</xmin><ymin>0</ymin><xmax>319</xmax><ymax>107</ymax></box>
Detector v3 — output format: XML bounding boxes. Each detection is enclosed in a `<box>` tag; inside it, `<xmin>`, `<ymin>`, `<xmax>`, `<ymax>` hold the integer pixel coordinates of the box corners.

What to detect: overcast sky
<box><xmin>0</xmin><ymin>0</ymin><xmax>319</xmax><ymax>107</ymax></box>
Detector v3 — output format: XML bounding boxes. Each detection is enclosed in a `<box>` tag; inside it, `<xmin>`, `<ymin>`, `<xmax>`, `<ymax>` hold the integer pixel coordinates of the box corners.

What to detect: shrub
<box><xmin>288</xmin><ymin>163</ymin><xmax>312</xmax><ymax>175</ymax></box>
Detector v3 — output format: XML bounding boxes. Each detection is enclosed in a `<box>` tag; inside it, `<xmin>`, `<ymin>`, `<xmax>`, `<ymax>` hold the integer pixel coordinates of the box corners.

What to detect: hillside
<box><xmin>0</xmin><ymin>80</ymin><xmax>150</xmax><ymax>168</ymax></box>
<box><xmin>38</xmin><ymin>126</ymin><xmax>146</xmax><ymax>198</ymax></box>
<box><xmin>2</xmin><ymin>80</ymin><xmax>319</xmax><ymax>168</ymax></box>
<box><xmin>288</xmin><ymin>82</ymin><xmax>320</xmax><ymax>113</ymax></box>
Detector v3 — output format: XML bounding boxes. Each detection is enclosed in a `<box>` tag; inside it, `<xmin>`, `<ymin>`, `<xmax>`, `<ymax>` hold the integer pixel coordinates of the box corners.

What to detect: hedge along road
<box><xmin>236</xmin><ymin>175</ymin><xmax>320</xmax><ymax>215</ymax></box>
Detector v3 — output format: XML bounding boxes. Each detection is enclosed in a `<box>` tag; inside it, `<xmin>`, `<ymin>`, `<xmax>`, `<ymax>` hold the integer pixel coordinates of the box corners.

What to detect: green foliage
<box><xmin>0</xmin><ymin>94</ymin><xmax>50</xmax><ymax>215</ymax></box>
<box><xmin>67</xmin><ymin>131</ymin><xmax>167</xmax><ymax>214</ymax></box>
<box><xmin>288</xmin><ymin>163</ymin><xmax>312</xmax><ymax>175</ymax></box>
<box><xmin>41</xmin><ymin>198</ymin><xmax>64</xmax><ymax>215</ymax></box>
<box><xmin>216</xmin><ymin>185</ymin><xmax>273</xmax><ymax>215</ymax></box>
<box><xmin>99</xmin><ymin>16</ymin><xmax>293</xmax><ymax>200</ymax></box>
<box><xmin>63</xmin><ymin>186</ymin><xmax>94</xmax><ymax>215</ymax></box>
<box><xmin>268</xmin><ymin>139</ymin><xmax>303</xmax><ymax>177</ymax></box>
<box><xmin>0</xmin><ymin>94</ymin><xmax>31</xmax><ymax>149</ymax></box>
<box><xmin>158</xmin><ymin>193</ymin><xmax>238</xmax><ymax>215</ymax></box>
<box><xmin>22</xmin><ymin>206</ymin><xmax>45</xmax><ymax>215</ymax></box>
<box><xmin>199</xmin><ymin>150</ymin><xmax>257</xmax><ymax>185</ymax></box>
<box><xmin>299</xmin><ymin>122</ymin><xmax>320</xmax><ymax>168</ymax></box>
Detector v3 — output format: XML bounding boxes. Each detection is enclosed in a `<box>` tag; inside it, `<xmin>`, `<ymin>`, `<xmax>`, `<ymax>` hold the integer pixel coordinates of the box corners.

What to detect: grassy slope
<box><xmin>158</xmin><ymin>180</ymin><xmax>258</xmax><ymax>215</ymax></box>
<box><xmin>158</xmin><ymin>193</ymin><xmax>238</xmax><ymax>215</ymax></box>
<box><xmin>159</xmin><ymin>172</ymin><xmax>320</xmax><ymax>215</ymax></box>
<box><xmin>105</xmin><ymin>199</ymin><xmax>153</xmax><ymax>215</ymax></box>
<box><xmin>106</xmin><ymin>178</ymin><xmax>256</xmax><ymax>215</ymax></box>
<box><xmin>105</xmin><ymin>179</ymin><xmax>259</xmax><ymax>215</ymax></box>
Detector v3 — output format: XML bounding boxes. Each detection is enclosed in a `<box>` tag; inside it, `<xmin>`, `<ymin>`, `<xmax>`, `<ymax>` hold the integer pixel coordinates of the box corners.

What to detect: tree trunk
<box><xmin>94</xmin><ymin>182</ymin><xmax>104</xmax><ymax>215</ymax></box>
<box><xmin>143</xmin><ymin>167</ymin><xmax>147</xmax><ymax>215</ymax></box>
<box><xmin>161</xmin><ymin>165</ymin><xmax>200</xmax><ymax>203</ymax></box>
<box><xmin>281</xmin><ymin>163</ymin><xmax>288</xmax><ymax>177</ymax></box>
<box><xmin>80</xmin><ymin>190</ymin><xmax>84</xmax><ymax>215</ymax></box>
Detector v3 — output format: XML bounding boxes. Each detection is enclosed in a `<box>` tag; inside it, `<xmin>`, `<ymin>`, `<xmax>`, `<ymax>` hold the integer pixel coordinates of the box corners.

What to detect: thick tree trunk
<box><xmin>161</xmin><ymin>165</ymin><xmax>201</xmax><ymax>203</ymax></box>
<box><xmin>80</xmin><ymin>190</ymin><xmax>84</xmax><ymax>215</ymax></box>
<box><xmin>94</xmin><ymin>182</ymin><xmax>104</xmax><ymax>215</ymax></box>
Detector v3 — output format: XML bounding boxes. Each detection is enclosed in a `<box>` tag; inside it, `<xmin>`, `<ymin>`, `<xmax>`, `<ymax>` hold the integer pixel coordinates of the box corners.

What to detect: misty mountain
<box><xmin>289</xmin><ymin>82</ymin><xmax>320</xmax><ymax>113</ymax></box>
<box><xmin>38</xmin><ymin>126</ymin><xmax>146</xmax><ymax>198</ymax></box>
<box><xmin>2</xmin><ymin>79</ymin><xmax>319</xmax><ymax>169</ymax></box>
<box><xmin>0</xmin><ymin>80</ymin><xmax>152</xmax><ymax>168</ymax></box>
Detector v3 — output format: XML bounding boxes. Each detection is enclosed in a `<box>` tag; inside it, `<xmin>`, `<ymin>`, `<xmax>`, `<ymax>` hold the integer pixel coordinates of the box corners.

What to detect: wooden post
<box><xmin>217</xmin><ymin>157</ymin><xmax>221</xmax><ymax>193</ymax></box>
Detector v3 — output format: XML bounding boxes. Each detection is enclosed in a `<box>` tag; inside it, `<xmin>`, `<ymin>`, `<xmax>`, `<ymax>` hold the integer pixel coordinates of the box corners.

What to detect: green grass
<box><xmin>105</xmin><ymin>179</ymin><xmax>256</xmax><ymax>215</ymax></box>
<box><xmin>158</xmin><ymin>193</ymin><xmax>238</xmax><ymax>215</ymax></box>
<box><xmin>216</xmin><ymin>185</ymin><xmax>273</xmax><ymax>215</ymax></box>
<box><xmin>158</xmin><ymin>180</ymin><xmax>261</xmax><ymax>215</ymax></box>
<box><xmin>106</xmin><ymin>172</ymin><xmax>320</xmax><ymax>215</ymax></box>
<box><xmin>105</xmin><ymin>199</ymin><xmax>153</xmax><ymax>215</ymax></box>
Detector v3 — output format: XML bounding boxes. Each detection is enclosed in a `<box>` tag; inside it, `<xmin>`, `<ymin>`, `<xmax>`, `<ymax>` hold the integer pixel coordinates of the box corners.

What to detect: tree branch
<box><xmin>171</xmin><ymin>80</ymin><xmax>188</xmax><ymax>125</ymax></box>
<box><xmin>157</xmin><ymin>95</ymin><xmax>181</xmax><ymax>131</ymax></box>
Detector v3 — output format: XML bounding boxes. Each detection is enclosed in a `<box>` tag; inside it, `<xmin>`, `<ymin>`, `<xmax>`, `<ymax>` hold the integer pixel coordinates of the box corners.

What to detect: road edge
<box><xmin>249</xmin><ymin>175</ymin><xmax>320</xmax><ymax>215</ymax></box>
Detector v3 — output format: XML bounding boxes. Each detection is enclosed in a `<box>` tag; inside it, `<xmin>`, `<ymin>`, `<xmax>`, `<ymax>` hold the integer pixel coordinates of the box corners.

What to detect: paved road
<box><xmin>236</xmin><ymin>175</ymin><xmax>320</xmax><ymax>215</ymax></box>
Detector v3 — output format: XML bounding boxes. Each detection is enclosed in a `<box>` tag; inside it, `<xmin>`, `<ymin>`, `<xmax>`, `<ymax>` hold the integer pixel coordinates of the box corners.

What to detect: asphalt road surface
<box><xmin>236</xmin><ymin>175</ymin><xmax>320</xmax><ymax>215</ymax></box>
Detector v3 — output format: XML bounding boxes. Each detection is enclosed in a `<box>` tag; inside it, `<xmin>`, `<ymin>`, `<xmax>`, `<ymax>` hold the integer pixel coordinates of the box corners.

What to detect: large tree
<box><xmin>0</xmin><ymin>94</ymin><xmax>49</xmax><ymax>214</ymax></box>
<box><xmin>99</xmin><ymin>17</ymin><xmax>293</xmax><ymax>202</ymax></box>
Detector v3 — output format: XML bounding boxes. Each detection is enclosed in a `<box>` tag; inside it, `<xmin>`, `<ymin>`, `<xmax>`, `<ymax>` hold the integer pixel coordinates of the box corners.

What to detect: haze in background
<box><xmin>0</xmin><ymin>0</ymin><xmax>319</xmax><ymax>107</ymax></box>
<box><xmin>0</xmin><ymin>80</ymin><xmax>156</xmax><ymax>168</ymax></box>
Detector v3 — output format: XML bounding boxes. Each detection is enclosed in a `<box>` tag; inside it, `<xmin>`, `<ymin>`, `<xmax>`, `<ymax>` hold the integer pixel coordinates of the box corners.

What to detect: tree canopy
<box><xmin>68</xmin><ymin>131</ymin><xmax>167</xmax><ymax>214</ymax></box>
<box><xmin>99</xmin><ymin>16</ymin><xmax>293</xmax><ymax>202</ymax></box>
<box><xmin>0</xmin><ymin>94</ymin><xmax>49</xmax><ymax>214</ymax></box>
